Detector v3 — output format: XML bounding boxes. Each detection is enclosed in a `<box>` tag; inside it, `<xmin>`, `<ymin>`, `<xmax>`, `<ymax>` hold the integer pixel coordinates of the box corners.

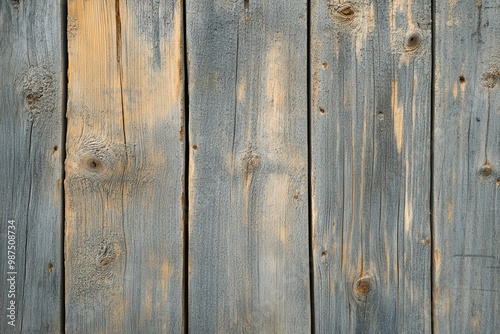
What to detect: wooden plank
<box><xmin>434</xmin><ymin>0</ymin><xmax>500</xmax><ymax>332</ymax></box>
<box><xmin>0</xmin><ymin>1</ymin><xmax>64</xmax><ymax>332</ymax></box>
<box><xmin>310</xmin><ymin>0</ymin><xmax>432</xmax><ymax>332</ymax></box>
<box><xmin>186</xmin><ymin>1</ymin><xmax>310</xmax><ymax>332</ymax></box>
<box><xmin>65</xmin><ymin>0</ymin><xmax>185</xmax><ymax>331</ymax></box>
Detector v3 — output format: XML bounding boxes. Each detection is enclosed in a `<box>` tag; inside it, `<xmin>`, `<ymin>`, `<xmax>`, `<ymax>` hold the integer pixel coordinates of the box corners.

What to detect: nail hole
<box><xmin>459</xmin><ymin>76</ymin><xmax>466</xmax><ymax>83</ymax></box>
<box><xmin>53</xmin><ymin>146</ymin><xmax>58</xmax><ymax>152</ymax></box>
<box><xmin>48</xmin><ymin>262</ymin><xmax>54</xmax><ymax>272</ymax></box>
<box><xmin>322</xmin><ymin>62</ymin><xmax>328</xmax><ymax>69</ymax></box>
<box><xmin>319</xmin><ymin>107</ymin><xmax>326</xmax><ymax>114</ymax></box>
<box><xmin>192</xmin><ymin>145</ymin><xmax>198</xmax><ymax>150</ymax></box>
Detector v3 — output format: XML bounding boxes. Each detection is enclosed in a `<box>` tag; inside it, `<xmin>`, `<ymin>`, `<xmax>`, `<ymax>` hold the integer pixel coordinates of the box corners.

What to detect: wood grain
<box><xmin>434</xmin><ymin>0</ymin><xmax>500</xmax><ymax>332</ymax></box>
<box><xmin>65</xmin><ymin>0</ymin><xmax>185</xmax><ymax>331</ymax></box>
<box><xmin>186</xmin><ymin>0</ymin><xmax>311</xmax><ymax>332</ymax></box>
<box><xmin>310</xmin><ymin>0</ymin><xmax>432</xmax><ymax>332</ymax></box>
<box><xmin>0</xmin><ymin>1</ymin><xmax>64</xmax><ymax>332</ymax></box>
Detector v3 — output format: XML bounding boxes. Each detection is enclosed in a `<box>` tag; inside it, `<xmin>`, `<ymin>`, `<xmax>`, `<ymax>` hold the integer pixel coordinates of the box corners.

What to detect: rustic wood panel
<box><xmin>434</xmin><ymin>1</ymin><xmax>500</xmax><ymax>332</ymax></box>
<box><xmin>186</xmin><ymin>0</ymin><xmax>311</xmax><ymax>332</ymax></box>
<box><xmin>65</xmin><ymin>0</ymin><xmax>185</xmax><ymax>332</ymax></box>
<box><xmin>0</xmin><ymin>1</ymin><xmax>64</xmax><ymax>332</ymax></box>
<box><xmin>310</xmin><ymin>0</ymin><xmax>432</xmax><ymax>332</ymax></box>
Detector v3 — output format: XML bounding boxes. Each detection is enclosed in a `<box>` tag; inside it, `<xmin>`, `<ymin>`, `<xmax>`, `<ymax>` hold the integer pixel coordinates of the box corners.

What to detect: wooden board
<box><xmin>186</xmin><ymin>0</ymin><xmax>311</xmax><ymax>332</ymax></box>
<box><xmin>65</xmin><ymin>0</ymin><xmax>185</xmax><ymax>332</ymax></box>
<box><xmin>310</xmin><ymin>0</ymin><xmax>432</xmax><ymax>332</ymax></box>
<box><xmin>434</xmin><ymin>0</ymin><xmax>500</xmax><ymax>332</ymax></box>
<box><xmin>0</xmin><ymin>1</ymin><xmax>64</xmax><ymax>332</ymax></box>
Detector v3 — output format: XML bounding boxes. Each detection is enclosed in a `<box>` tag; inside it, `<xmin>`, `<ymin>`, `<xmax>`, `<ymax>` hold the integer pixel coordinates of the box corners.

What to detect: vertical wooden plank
<box><xmin>434</xmin><ymin>1</ymin><xmax>500</xmax><ymax>332</ymax></box>
<box><xmin>311</xmin><ymin>0</ymin><xmax>432</xmax><ymax>332</ymax></box>
<box><xmin>0</xmin><ymin>1</ymin><xmax>63</xmax><ymax>332</ymax></box>
<box><xmin>65</xmin><ymin>0</ymin><xmax>184</xmax><ymax>332</ymax></box>
<box><xmin>186</xmin><ymin>1</ymin><xmax>310</xmax><ymax>332</ymax></box>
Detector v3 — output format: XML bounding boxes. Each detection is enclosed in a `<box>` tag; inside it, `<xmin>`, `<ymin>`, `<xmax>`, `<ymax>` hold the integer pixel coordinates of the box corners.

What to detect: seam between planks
<box><xmin>61</xmin><ymin>0</ymin><xmax>69</xmax><ymax>332</ymax></box>
<box><xmin>182</xmin><ymin>0</ymin><xmax>190</xmax><ymax>332</ymax></box>
<box><xmin>430</xmin><ymin>0</ymin><xmax>436</xmax><ymax>332</ymax></box>
<box><xmin>306</xmin><ymin>0</ymin><xmax>315</xmax><ymax>333</ymax></box>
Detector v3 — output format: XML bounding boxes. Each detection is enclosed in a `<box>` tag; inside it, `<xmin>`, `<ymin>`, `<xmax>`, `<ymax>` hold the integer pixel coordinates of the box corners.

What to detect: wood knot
<box><xmin>19</xmin><ymin>65</ymin><xmax>56</xmax><ymax>122</ymax></box>
<box><xmin>26</xmin><ymin>92</ymin><xmax>44</xmax><ymax>109</ymax></box>
<box><xmin>405</xmin><ymin>30</ymin><xmax>423</xmax><ymax>51</ymax></box>
<box><xmin>377</xmin><ymin>111</ymin><xmax>385</xmax><ymax>121</ymax></box>
<box><xmin>483</xmin><ymin>68</ymin><xmax>500</xmax><ymax>88</ymax></box>
<box><xmin>238</xmin><ymin>149</ymin><xmax>262</xmax><ymax>185</ymax></box>
<box><xmin>239</xmin><ymin>149</ymin><xmax>262</xmax><ymax>172</ymax></box>
<box><xmin>97</xmin><ymin>242</ymin><xmax>118</xmax><ymax>268</ymax></box>
<box><xmin>77</xmin><ymin>152</ymin><xmax>117</xmax><ymax>182</ymax></box>
<box><xmin>247</xmin><ymin>155</ymin><xmax>261</xmax><ymax>169</ymax></box>
<box><xmin>84</xmin><ymin>157</ymin><xmax>103</xmax><ymax>172</ymax></box>
<box><xmin>353</xmin><ymin>276</ymin><xmax>373</xmax><ymax>297</ymax></box>
<box><xmin>335</xmin><ymin>4</ymin><xmax>355</xmax><ymax>19</ymax></box>
<box><xmin>422</xmin><ymin>236</ymin><xmax>431</xmax><ymax>246</ymax></box>
<box><xmin>479</xmin><ymin>162</ymin><xmax>492</xmax><ymax>177</ymax></box>
<box><xmin>73</xmin><ymin>137</ymin><xmax>123</xmax><ymax>181</ymax></box>
<box><xmin>68</xmin><ymin>237</ymin><xmax>123</xmax><ymax>300</ymax></box>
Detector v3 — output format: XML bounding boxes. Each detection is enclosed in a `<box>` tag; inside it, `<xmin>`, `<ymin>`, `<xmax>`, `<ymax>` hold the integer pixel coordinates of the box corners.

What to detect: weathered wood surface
<box><xmin>1</xmin><ymin>0</ymin><xmax>500</xmax><ymax>331</ymax></box>
<box><xmin>310</xmin><ymin>0</ymin><xmax>432</xmax><ymax>332</ymax></box>
<box><xmin>0</xmin><ymin>1</ymin><xmax>64</xmax><ymax>332</ymax></box>
<box><xmin>434</xmin><ymin>1</ymin><xmax>500</xmax><ymax>332</ymax></box>
<box><xmin>186</xmin><ymin>0</ymin><xmax>311</xmax><ymax>332</ymax></box>
<box><xmin>65</xmin><ymin>0</ymin><xmax>185</xmax><ymax>332</ymax></box>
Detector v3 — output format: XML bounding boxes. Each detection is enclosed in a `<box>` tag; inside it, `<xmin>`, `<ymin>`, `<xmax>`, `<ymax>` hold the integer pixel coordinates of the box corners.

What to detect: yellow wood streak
<box><xmin>404</xmin><ymin>158</ymin><xmax>413</xmax><ymax>234</ymax></box>
<box><xmin>238</xmin><ymin>74</ymin><xmax>246</xmax><ymax>101</ymax></box>
<box><xmin>392</xmin><ymin>80</ymin><xmax>404</xmax><ymax>153</ymax></box>
<box><xmin>266</xmin><ymin>40</ymin><xmax>286</xmax><ymax>110</ymax></box>
<box><xmin>447</xmin><ymin>200</ymin><xmax>454</xmax><ymax>223</ymax></box>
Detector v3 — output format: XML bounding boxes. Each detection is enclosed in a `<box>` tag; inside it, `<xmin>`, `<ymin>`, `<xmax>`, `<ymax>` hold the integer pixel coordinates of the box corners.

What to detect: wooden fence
<box><xmin>0</xmin><ymin>0</ymin><xmax>498</xmax><ymax>332</ymax></box>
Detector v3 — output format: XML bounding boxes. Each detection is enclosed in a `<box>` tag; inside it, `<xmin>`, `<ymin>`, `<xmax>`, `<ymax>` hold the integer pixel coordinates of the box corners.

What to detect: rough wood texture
<box><xmin>186</xmin><ymin>1</ymin><xmax>311</xmax><ymax>332</ymax></box>
<box><xmin>310</xmin><ymin>0</ymin><xmax>432</xmax><ymax>332</ymax></box>
<box><xmin>0</xmin><ymin>1</ymin><xmax>64</xmax><ymax>332</ymax></box>
<box><xmin>434</xmin><ymin>1</ymin><xmax>500</xmax><ymax>332</ymax></box>
<box><xmin>65</xmin><ymin>0</ymin><xmax>185</xmax><ymax>332</ymax></box>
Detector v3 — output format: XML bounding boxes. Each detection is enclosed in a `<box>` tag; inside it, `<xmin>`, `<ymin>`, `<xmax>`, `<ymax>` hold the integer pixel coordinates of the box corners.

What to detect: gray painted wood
<box><xmin>186</xmin><ymin>0</ymin><xmax>310</xmax><ymax>332</ymax></box>
<box><xmin>0</xmin><ymin>0</ymin><xmax>64</xmax><ymax>332</ymax></box>
<box><xmin>310</xmin><ymin>0</ymin><xmax>432</xmax><ymax>332</ymax></box>
<box><xmin>65</xmin><ymin>0</ymin><xmax>185</xmax><ymax>332</ymax></box>
<box><xmin>434</xmin><ymin>1</ymin><xmax>500</xmax><ymax>332</ymax></box>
